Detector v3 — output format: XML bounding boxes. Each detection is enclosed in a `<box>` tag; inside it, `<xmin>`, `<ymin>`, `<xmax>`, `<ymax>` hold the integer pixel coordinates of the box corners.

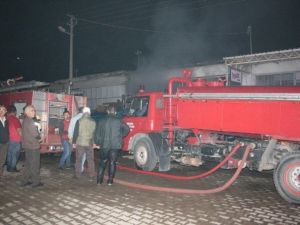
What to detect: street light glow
<box><xmin>58</xmin><ymin>26</ymin><xmax>67</xmax><ymax>34</ymax></box>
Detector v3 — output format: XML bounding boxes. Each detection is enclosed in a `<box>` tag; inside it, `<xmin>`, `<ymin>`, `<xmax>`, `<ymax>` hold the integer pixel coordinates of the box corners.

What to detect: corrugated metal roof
<box><xmin>53</xmin><ymin>70</ymin><xmax>130</xmax><ymax>83</ymax></box>
<box><xmin>224</xmin><ymin>48</ymin><xmax>300</xmax><ymax>66</ymax></box>
<box><xmin>0</xmin><ymin>81</ymin><xmax>49</xmax><ymax>93</ymax></box>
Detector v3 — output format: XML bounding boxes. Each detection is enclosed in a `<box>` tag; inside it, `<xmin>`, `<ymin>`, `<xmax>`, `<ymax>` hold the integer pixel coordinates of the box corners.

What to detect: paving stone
<box><xmin>0</xmin><ymin>155</ymin><xmax>300</xmax><ymax>225</ymax></box>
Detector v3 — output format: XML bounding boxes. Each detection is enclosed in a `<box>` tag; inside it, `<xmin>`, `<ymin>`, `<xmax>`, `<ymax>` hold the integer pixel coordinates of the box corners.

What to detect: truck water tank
<box><xmin>207</xmin><ymin>80</ymin><xmax>225</xmax><ymax>87</ymax></box>
<box><xmin>192</xmin><ymin>78</ymin><xmax>206</xmax><ymax>87</ymax></box>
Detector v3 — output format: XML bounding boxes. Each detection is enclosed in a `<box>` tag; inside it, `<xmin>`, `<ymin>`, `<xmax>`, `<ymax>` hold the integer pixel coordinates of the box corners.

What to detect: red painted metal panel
<box><xmin>0</xmin><ymin>91</ymin><xmax>33</xmax><ymax>107</ymax></box>
<box><xmin>175</xmin><ymin>86</ymin><xmax>300</xmax><ymax>141</ymax></box>
<box><xmin>178</xmin><ymin>86</ymin><xmax>300</xmax><ymax>94</ymax></box>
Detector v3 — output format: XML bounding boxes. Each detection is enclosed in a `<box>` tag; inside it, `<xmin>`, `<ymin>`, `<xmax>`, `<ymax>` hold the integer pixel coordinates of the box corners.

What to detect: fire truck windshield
<box><xmin>126</xmin><ymin>96</ymin><xmax>149</xmax><ymax>117</ymax></box>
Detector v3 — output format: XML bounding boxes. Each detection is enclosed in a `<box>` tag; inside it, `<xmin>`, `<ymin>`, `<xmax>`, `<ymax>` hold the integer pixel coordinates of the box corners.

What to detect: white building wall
<box><xmin>252</xmin><ymin>59</ymin><xmax>300</xmax><ymax>75</ymax></box>
<box><xmin>72</xmin><ymin>75</ymin><xmax>127</xmax><ymax>110</ymax></box>
<box><xmin>53</xmin><ymin>72</ymin><xmax>128</xmax><ymax>110</ymax></box>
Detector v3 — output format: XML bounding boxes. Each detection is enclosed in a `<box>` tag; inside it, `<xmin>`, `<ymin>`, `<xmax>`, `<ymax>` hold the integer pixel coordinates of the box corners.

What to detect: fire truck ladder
<box><xmin>164</xmin><ymin>95</ymin><xmax>177</xmax><ymax>144</ymax></box>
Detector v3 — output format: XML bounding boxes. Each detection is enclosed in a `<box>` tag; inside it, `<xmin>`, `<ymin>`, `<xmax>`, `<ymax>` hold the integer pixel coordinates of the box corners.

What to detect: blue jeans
<box><xmin>59</xmin><ymin>140</ymin><xmax>72</xmax><ymax>168</ymax></box>
<box><xmin>7</xmin><ymin>141</ymin><xmax>21</xmax><ymax>170</ymax></box>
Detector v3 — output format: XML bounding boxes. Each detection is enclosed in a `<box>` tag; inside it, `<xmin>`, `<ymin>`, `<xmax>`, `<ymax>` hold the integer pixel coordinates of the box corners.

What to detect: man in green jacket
<box><xmin>73</xmin><ymin>107</ymin><xmax>96</xmax><ymax>178</ymax></box>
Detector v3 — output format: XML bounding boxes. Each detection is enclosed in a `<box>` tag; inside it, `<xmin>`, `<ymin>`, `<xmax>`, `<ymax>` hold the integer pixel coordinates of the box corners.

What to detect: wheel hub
<box><xmin>136</xmin><ymin>146</ymin><xmax>148</xmax><ymax>165</ymax></box>
<box><xmin>290</xmin><ymin>166</ymin><xmax>300</xmax><ymax>189</ymax></box>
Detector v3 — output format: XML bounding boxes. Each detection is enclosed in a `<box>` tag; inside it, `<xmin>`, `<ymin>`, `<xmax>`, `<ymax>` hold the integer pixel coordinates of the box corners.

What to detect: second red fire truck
<box><xmin>122</xmin><ymin>69</ymin><xmax>300</xmax><ymax>204</ymax></box>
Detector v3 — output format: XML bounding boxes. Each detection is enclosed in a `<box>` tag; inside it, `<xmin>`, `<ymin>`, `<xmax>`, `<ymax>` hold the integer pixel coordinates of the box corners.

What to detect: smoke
<box><xmin>128</xmin><ymin>1</ymin><xmax>212</xmax><ymax>94</ymax></box>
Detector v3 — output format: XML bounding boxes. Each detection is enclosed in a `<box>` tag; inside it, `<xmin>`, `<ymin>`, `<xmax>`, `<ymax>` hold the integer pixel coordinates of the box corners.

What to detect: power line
<box><xmin>71</xmin><ymin>0</ymin><xmax>156</xmax><ymax>19</ymax></box>
<box><xmin>74</xmin><ymin>0</ymin><xmax>202</xmax><ymax>23</ymax></box>
<box><xmin>76</xmin><ymin>0</ymin><xmax>247</xmax><ymax>30</ymax></box>
<box><xmin>110</xmin><ymin>0</ymin><xmax>247</xmax><ymax>25</ymax></box>
<box><xmin>80</xmin><ymin>1</ymin><xmax>186</xmax><ymax>22</ymax></box>
<box><xmin>69</xmin><ymin>0</ymin><xmax>125</xmax><ymax>16</ymax></box>
<box><xmin>78</xmin><ymin>17</ymin><xmax>247</xmax><ymax>36</ymax></box>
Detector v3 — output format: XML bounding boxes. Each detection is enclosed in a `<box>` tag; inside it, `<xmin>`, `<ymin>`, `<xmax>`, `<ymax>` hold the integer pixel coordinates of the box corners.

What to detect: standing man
<box><xmin>0</xmin><ymin>105</ymin><xmax>9</xmax><ymax>177</ymax></box>
<box><xmin>72</xmin><ymin>107</ymin><xmax>96</xmax><ymax>178</ymax></box>
<box><xmin>17</xmin><ymin>105</ymin><xmax>43</xmax><ymax>188</ymax></box>
<box><xmin>7</xmin><ymin>105</ymin><xmax>22</xmax><ymax>172</ymax></box>
<box><xmin>58</xmin><ymin>110</ymin><xmax>71</xmax><ymax>169</ymax></box>
<box><xmin>68</xmin><ymin>107</ymin><xmax>85</xmax><ymax>171</ymax></box>
<box><xmin>68</xmin><ymin>107</ymin><xmax>83</xmax><ymax>142</ymax></box>
<box><xmin>94</xmin><ymin>105</ymin><xmax>130</xmax><ymax>185</ymax></box>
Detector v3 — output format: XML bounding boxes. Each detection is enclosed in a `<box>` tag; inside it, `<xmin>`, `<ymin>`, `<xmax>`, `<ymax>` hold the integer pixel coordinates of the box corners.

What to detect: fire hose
<box><xmin>110</xmin><ymin>143</ymin><xmax>254</xmax><ymax>194</ymax></box>
<box><xmin>117</xmin><ymin>143</ymin><xmax>242</xmax><ymax>180</ymax></box>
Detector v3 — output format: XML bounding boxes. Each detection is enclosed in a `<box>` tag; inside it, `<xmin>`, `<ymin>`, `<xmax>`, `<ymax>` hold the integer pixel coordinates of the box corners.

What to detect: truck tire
<box><xmin>133</xmin><ymin>136</ymin><xmax>158</xmax><ymax>171</ymax></box>
<box><xmin>273</xmin><ymin>152</ymin><xmax>300</xmax><ymax>204</ymax></box>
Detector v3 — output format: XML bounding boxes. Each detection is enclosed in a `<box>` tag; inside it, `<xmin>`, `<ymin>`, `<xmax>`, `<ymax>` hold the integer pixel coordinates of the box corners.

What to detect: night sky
<box><xmin>0</xmin><ymin>0</ymin><xmax>299</xmax><ymax>82</ymax></box>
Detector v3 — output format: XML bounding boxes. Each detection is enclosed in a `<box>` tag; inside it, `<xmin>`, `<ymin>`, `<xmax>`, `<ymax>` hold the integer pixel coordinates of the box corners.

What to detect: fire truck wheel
<box><xmin>133</xmin><ymin>136</ymin><xmax>158</xmax><ymax>171</ymax></box>
<box><xmin>273</xmin><ymin>152</ymin><xmax>300</xmax><ymax>204</ymax></box>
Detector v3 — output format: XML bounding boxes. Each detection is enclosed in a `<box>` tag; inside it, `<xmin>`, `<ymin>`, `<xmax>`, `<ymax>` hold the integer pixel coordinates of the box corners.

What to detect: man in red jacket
<box><xmin>7</xmin><ymin>105</ymin><xmax>22</xmax><ymax>172</ymax></box>
<box><xmin>0</xmin><ymin>105</ymin><xmax>9</xmax><ymax>177</ymax></box>
<box><xmin>58</xmin><ymin>110</ymin><xmax>72</xmax><ymax>169</ymax></box>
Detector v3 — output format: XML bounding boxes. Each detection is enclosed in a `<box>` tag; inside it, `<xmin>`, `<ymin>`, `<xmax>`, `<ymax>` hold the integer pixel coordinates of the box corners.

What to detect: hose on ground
<box><xmin>117</xmin><ymin>143</ymin><xmax>242</xmax><ymax>180</ymax></box>
<box><xmin>112</xmin><ymin>144</ymin><xmax>253</xmax><ymax>194</ymax></box>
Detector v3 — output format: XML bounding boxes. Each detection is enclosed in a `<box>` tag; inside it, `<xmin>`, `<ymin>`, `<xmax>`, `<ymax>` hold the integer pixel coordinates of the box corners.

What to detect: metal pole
<box><xmin>68</xmin><ymin>15</ymin><xmax>76</xmax><ymax>94</ymax></box>
<box><xmin>58</xmin><ymin>15</ymin><xmax>77</xmax><ymax>94</ymax></box>
<box><xmin>135</xmin><ymin>50</ymin><xmax>142</xmax><ymax>68</ymax></box>
<box><xmin>247</xmin><ymin>25</ymin><xmax>253</xmax><ymax>54</ymax></box>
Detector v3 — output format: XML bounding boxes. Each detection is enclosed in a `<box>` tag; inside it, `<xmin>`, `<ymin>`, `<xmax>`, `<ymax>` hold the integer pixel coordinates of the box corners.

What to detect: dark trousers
<box><xmin>22</xmin><ymin>148</ymin><xmax>40</xmax><ymax>185</ymax></box>
<box><xmin>75</xmin><ymin>145</ymin><xmax>95</xmax><ymax>177</ymax></box>
<box><xmin>97</xmin><ymin>148</ymin><xmax>120</xmax><ymax>183</ymax></box>
<box><xmin>0</xmin><ymin>143</ymin><xmax>8</xmax><ymax>175</ymax></box>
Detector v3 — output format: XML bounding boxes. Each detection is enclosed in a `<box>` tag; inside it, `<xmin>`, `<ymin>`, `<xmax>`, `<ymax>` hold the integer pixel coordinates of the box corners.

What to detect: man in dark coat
<box><xmin>94</xmin><ymin>105</ymin><xmax>130</xmax><ymax>185</ymax></box>
<box><xmin>17</xmin><ymin>105</ymin><xmax>43</xmax><ymax>188</ymax></box>
<box><xmin>0</xmin><ymin>105</ymin><xmax>9</xmax><ymax>177</ymax></box>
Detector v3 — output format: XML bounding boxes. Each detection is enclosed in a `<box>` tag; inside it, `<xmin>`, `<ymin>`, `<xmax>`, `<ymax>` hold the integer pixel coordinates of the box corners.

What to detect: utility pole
<box><xmin>58</xmin><ymin>14</ymin><xmax>77</xmax><ymax>94</ymax></box>
<box><xmin>247</xmin><ymin>25</ymin><xmax>253</xmax><ymax>54</ymax></box>
<box><xmin>135</xmin><ymin>50</ymin><xmax>142</xmax><ymax>68</ymax></box>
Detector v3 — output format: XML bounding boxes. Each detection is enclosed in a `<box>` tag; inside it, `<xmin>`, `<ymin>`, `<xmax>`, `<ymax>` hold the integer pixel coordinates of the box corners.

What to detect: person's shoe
<box><xmin>31</xmin><ymin>182</ymin><xmax>44</xmax><ymax>188</ymax></box>
<box><xmin>9</xmin><ymin>168</ymin><xmax>20</xmax><ymax>173</ymax></box>
<box><xmin>58</xmin><ymin>166</ymin><xmax>64</xmax><ymax>170</ymax></box>
<box><xmin>65</xmin><ymin>165</ymin><xmax>74</xmax><ymax>169</ymax></box>
<box><xmin>73</xmin><ymin>174</ymin><xmax>81</xmax><ymax>179</ymax></box>
<box><xmin>97</xmin><ymin>176</ymin><xmax>104</xmax><ymax>185</ymax></box>
<box><xmin>107</xmin><ymin>179</ymin><xmax>113</xmax><ymax>186</ymax></box>
<box><xmin>16</xmin><ymin>181</ymin><xmax>32</xmax><ymax>187</ymax></box>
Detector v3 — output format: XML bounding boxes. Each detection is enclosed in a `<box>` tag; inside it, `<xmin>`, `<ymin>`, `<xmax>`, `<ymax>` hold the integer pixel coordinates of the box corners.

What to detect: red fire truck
<box><xmin>122</xmin><ymin>69</ymin><xmax>300</xmax><ymax>204</ymax></box>
<box><xmin>0</xmin><ymin>90</ymin><xmax>86</xmax><ymax>153</ymax></box>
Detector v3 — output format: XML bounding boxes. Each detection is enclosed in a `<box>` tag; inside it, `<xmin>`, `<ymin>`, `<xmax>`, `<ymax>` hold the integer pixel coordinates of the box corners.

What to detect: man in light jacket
<box><xmin>72</xmin><ymin>107</ymin><xmax>96</xmax><ymax>178</ymax></box>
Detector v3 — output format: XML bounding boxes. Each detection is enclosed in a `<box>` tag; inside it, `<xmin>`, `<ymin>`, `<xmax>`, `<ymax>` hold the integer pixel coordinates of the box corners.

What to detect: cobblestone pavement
<box><xmin>0</xmin><ymin>154</ymin><xmax>299</xmax><ymax>225</ymax></box>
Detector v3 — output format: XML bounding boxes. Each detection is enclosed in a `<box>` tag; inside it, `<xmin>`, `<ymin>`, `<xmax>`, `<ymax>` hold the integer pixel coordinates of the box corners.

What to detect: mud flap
<box><xmin>159</xmin><ymin>141</ymin><xmax>170</xmax><ymax>171</ymax></box>
<box><xmin>148</xmin><ymin>133</ymin><xmax>171</xmax><ymax>172</ymax></box>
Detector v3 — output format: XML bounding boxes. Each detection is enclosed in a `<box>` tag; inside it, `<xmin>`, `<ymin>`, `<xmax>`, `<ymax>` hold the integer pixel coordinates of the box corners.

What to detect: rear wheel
<box><xmin>273</xmin><ymin>152</ymin><xmax>300</xmax><ymax>204</ymax></box>
<box><xmin>133</xmin><ymin>136</ymin><xmax>157</xmax><ymax>171</ymax></box>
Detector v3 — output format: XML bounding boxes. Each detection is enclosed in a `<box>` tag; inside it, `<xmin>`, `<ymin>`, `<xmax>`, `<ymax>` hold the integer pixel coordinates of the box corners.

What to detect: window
<box><xmin>126</xmin><ymin>96</ymin><xmax>149</xmax><ymax>117</ymax></box>
<box><xmin>256</xmin><ymin>73</ymin><xmax>295</xmax><ymax>86</ymax></box>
